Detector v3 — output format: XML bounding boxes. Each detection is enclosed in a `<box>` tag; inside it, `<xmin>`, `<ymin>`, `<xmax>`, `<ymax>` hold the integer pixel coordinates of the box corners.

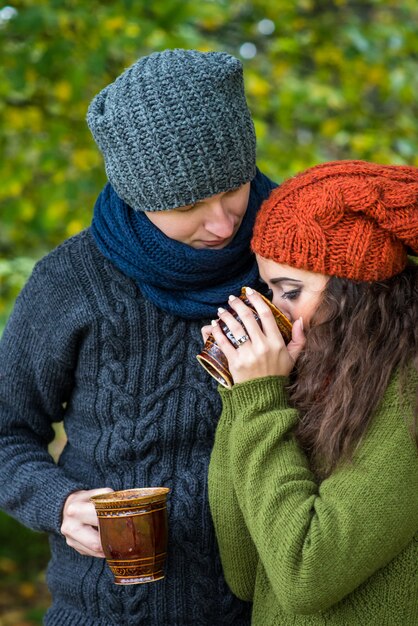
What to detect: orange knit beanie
<box><xmin>251</xmin><ymin>160</ymin><xmax>418</xmax><ymax>281</ymax></box>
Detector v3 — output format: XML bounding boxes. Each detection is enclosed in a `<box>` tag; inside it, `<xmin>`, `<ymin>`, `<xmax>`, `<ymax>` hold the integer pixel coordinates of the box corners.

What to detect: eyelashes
<box><xmin>281</xmin><ymin>289</ymin><xmax>301</xmax><ymax>301</ymax></box>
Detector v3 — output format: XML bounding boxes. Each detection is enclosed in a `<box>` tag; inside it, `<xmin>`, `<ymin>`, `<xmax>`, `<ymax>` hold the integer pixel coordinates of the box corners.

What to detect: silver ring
<box><xmin>236</xmin><ymin>334</ymin><xmax>250</xmax><ymax>346</ymax></box>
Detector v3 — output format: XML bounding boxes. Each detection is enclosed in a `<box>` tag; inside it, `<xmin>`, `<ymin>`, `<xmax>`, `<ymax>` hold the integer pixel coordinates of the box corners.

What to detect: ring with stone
<box><xmin>235</xmin><ymin>334</ymin><xmax>250</xmax><ymax>346</ymax></box>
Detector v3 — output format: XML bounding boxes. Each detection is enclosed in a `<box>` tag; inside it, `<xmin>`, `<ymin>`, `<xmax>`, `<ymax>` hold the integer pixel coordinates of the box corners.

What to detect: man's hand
<box><xmin>61</xmin><ymin>488</ymin><xmax>113</xmax><ymax>557</ymax></box>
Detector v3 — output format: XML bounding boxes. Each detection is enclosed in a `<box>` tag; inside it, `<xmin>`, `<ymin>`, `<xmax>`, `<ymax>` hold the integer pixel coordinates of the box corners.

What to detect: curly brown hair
<box><xmin>289</xmin><ymin>264</ymin><xmax>418</xmax><ymax>478</ymax></box>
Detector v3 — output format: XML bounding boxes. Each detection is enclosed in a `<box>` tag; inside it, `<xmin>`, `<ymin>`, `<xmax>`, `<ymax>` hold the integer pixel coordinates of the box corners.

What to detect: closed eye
<box><xmin>175</xmin><ymin>203</ymin><xmax>197</xmax><ymax>213</ymax></box>
<box><xmin>282</xmin><ymin>289</ymin><xmax>301</xmax><ymax>301</ymax></box>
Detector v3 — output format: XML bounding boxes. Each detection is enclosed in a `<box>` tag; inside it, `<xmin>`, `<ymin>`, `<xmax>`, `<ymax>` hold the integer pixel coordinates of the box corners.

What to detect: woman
<box><xmin>207</xmin><ymin>160</ymin><xmax>418</xmax><ymax>625</ymax></box>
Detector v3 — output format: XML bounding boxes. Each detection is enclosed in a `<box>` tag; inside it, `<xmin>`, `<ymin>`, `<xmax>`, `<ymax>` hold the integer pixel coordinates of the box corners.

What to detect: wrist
<box><xmin>220</xmin><ymin>375</ymin><xmax>290</xmax><ymax>420</ymax></box>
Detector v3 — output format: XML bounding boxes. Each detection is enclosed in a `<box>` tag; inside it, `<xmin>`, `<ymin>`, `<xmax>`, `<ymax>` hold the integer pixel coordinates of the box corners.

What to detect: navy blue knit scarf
<box><xmin>91</xmin><ymin>170</ymin><xmax>275</xmax><ymax>319</ymax></box>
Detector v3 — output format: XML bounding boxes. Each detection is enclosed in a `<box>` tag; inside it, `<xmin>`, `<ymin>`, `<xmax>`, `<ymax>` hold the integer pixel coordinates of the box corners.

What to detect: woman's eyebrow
<box><xmin>270</xmin><ymin>277</ymin><xmax>303</xmax><ymax>285</ymax></box>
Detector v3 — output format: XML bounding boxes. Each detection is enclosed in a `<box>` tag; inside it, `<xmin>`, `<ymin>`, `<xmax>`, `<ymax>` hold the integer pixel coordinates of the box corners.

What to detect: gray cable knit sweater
<box><xmin>0</xmin><ymin>229</ymin><xmax>251</xmax><ymax>625</ymax></box>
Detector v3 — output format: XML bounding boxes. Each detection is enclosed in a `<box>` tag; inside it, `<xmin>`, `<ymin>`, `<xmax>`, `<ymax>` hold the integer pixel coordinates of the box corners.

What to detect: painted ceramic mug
<box><xmin>91</xmin><ymin>487</ymin><xmax>170</xmax><ymax>585</ymax></box>
<box><xmin>196</xmin><ymin>287</ymin><xmax>293</xmax><ymax>389</ymax></box>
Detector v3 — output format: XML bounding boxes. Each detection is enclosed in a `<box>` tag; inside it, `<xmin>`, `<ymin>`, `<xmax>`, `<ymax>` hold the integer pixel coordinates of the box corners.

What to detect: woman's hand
<box><xmin>201</xmin><ymin>323</ymin><xmax>213</xmax><ymax>343</ymax></box>
<box><xmin>210</xmin><ymin>288</ymin><xmax>305</xmax><ymax>385</ymax></box>
<box><xmin>61</xmin><ymin>487</ymin><xmax>114</xmax><ymax>557</ymax></box>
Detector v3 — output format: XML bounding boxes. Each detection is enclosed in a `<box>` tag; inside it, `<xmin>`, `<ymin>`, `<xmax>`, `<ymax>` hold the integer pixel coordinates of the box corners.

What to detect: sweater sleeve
<box><xmin>0</xmin><ymin>260</ymin><xmax>89</xmax><ymax>534</ymax></box>
<box><xmin>208</xmin><ymin>395</ymin><xmax>259</xmax><ymax>601</ymax></box>
<box><xmin>214</xmin><ymin>374</ymin><xmax>418</xmax><ymax>615</ymax></box>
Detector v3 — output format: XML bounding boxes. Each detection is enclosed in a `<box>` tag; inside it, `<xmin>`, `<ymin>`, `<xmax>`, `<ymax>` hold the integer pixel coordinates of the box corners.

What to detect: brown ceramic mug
<box><xmin>91</xmin><ymin>487</ymin><xmax>170</xmax><ymax>585</ymax></box>
<box><xmin>196</xmin><ymin>287</ymin><xmax>293</xmax><ymax>389</ymax></box>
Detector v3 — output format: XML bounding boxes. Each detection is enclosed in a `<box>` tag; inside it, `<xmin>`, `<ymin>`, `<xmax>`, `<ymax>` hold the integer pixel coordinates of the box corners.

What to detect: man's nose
<box><xmin>204</xmin><ymin>203</ymin><xmax>235</xmax><ymax>239</ymax></box>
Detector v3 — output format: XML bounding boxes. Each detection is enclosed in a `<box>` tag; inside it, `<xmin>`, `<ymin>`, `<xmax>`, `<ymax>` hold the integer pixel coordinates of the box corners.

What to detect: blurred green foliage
<box><xmin>1</xmin><ymin>0</ymin><xmax>418</xmax><ymax>329</ymax></box>
<box><xmin>0</xmin><ymin>512</ymin><xmax>50</xmax><ymax>624</ymax></box>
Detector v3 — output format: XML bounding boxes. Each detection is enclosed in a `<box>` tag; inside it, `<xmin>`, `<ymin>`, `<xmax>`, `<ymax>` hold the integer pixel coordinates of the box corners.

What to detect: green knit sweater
<box><xmin>208</xmin><ymin>372</ymin><xmax>418</xmax><ymax>625</ymax></box>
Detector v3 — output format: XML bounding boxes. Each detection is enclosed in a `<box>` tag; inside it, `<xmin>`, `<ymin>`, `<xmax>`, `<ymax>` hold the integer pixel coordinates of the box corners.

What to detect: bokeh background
<box><xmin>0</xmin><ymin>0</ymin><xmax>417</xmax><ymax>623</ymax></box>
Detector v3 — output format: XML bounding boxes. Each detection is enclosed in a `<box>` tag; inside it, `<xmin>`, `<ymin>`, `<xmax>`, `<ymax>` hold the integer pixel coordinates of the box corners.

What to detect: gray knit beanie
<box><xmin>87</xmin><ymin>49</ymin><xmax>256</xmax><ymax>211</ymax></box>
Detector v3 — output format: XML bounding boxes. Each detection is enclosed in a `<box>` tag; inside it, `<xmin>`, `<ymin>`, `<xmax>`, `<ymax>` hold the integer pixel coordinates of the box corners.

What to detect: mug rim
<box><xmin>196</xmin><ymin>353</ymin><xmax>233</xmax><ymax>389</ymax></box>
<box><xmin>90</xmin><ymin>487</ymin><xmax>170</xmax><ymax>507</ymax></box>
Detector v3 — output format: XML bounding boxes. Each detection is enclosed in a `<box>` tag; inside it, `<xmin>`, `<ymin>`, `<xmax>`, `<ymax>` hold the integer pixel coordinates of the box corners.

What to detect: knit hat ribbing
<box><xmin>87</xmin><ymin>49</ymin><xmax>256</xmax><ymax>212</ymax></box>
<box><xmin>251</xmin><ymin>160</ymin><xmax>418</xmax><ymax>281</ymax></box>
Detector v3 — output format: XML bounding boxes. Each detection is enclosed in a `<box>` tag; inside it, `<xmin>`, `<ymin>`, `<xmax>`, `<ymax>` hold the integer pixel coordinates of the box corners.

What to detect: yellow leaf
<box><xmin>367</xmin><ymin>66</ymin><xmax>386</xmax><ymax>86</ymax></box>
<box><xmin>71</xmin><ymin>148</ymin><xmax>101</xmax><ymax>171</ymax></box>
<box><xmin>45</xmin><ymin>199</ymin><xmax>69</xmax><ymax>222</ymax></box>
<box><xmin>321</xmin><ymin>119</ymin><xmax>340</xmax><ymax>137</ymax></box>
<box><xmin>18</xmin><ymin>199</ymin><xmax>36</xmax><ymax>221</ymax></box>
<box><xmin>58</xmin><ymin>13</ymin><xmax>70</xmax><ymax>29</ymax></box>
<box><xmin>67</xmin><ymin>219</ymin><xmax>84</xmax><ymax>237</ymax></box>
<box><xmin>314</xmin><ymin>46</ymin><xmax>344</xmax><ymax>66</ymax></box>
<box><xmin>246</xmin><ymin>75</ymin><xmax>271</xmax><ymax>98</ymax></box>
<box><xmin>125</xmin><ymin>23</ymin><xmax>141</xmax><ymax>38</ymax></box>
<box><xmin>3</xmin><ymin>179</ymin><xmax>23</xmax><ymax>197</ymax></box>
<box><xmin>199</xmin><ymin>15</ymin><xmax>225</xmax><ymax>30</ymax></box>
<box><xmin>25</xmin><ymin>107</ymin><xmax>43</xmax><ymax>133</ymax></box>
<box><xmin>351</xmin><ymin>134</ymin><xmax>375</xmax><ymax>152</ymax></box>
<box><xmin>52</xmin><ymin>171</ymin><xmax>67</xmax><ymax>183</ymax></box>
<box><xmin>272</xmin><ymin>62</ymin><xmax>291</xmax><ymax>80</ymax></box>
<box><xmin>18</xmin><ymin>582</ymin><xmax>36</xmax><ymax>599</ymax></box>
<box><xmin>196</xmin><ymin>44</ymin><xmax>215</xmax><ymax>53</ymax></box>
<box><xmin>104</xmin><ymin>16</ymin><xmax>126</xmax><ymax>32</ymax></box>
<box><xmin>54</xmin><ymin>81</ymin><xmax>72</xmax><ymax>102</ymax></box>
<box><xmin>0</xmin><ymin>557</ymin><xmax>18</xmax><ymax>574</ymax></box>
<box><xmin>7</xmin><ymin>108</ymin><xmax>27</xmax><ymax>131</ymax></box>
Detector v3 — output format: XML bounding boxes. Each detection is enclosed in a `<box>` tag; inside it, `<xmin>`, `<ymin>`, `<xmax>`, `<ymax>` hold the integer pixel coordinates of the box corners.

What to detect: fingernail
<box><xmin>245</xmin><ymin>286</ymin><xmax>254</xmax><ymax>295</ymax></box>
<box><xmin>211</xmin><ymin>320</ymin><xmax>217</xmax><ymax>326</ymax></box>
<box><xmin>299</xmin><ymin>316</ymin><xmax>304</xmax><ymax>330</ymax></box>
<box><xmin>218</xmin><ymin>307</ymin><xmax>226</xmax><ymax>314</ymax></box>
<box><xmin>228</xmin><ymin>294</ymin><xmax>236</xmax><ymax>301</ymax></box>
